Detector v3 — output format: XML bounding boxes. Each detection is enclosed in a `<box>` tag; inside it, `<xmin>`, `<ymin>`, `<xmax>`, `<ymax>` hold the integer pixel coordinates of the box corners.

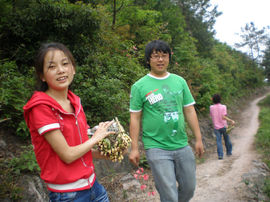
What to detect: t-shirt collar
<box><xmin>148</xmin><ymin>72</ymin><xmax>170</xmax><ymax>80</ymax></box>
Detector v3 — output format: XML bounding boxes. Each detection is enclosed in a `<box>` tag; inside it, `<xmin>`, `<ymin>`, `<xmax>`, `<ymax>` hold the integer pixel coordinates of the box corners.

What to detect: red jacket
<box><xmin>23</xmin><ymin>90</ymin><xmax>96</xmax><ymax>192</ymax></box>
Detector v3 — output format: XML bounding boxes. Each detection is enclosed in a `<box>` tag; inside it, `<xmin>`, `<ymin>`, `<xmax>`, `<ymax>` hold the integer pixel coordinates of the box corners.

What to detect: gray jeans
<box><xmin>146</xmin><ymin>146</ymin><xmax>196</xmax><ymax>202</ymax></box>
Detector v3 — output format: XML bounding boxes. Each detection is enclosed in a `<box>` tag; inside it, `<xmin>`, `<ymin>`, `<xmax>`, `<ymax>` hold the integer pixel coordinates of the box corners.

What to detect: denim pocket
<box><xmin>49</xmin><ymin>191</ymin><xmax>77</xmax><ymax>202</ymax></box>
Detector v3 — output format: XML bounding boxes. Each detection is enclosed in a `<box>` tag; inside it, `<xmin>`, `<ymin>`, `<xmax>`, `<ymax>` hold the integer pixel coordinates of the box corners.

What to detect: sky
<box><xmin>210</xmin><ymin>0</ymin><xmax>270</xmax><ymax>52</ymax></box>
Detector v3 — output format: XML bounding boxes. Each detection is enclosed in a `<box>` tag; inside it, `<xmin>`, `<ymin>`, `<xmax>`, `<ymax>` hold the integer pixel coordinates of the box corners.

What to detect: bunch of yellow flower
<box><xmin>89</xmin><ymin>117</ymin><xmax>131</xmax><ymax>162</ymax></box>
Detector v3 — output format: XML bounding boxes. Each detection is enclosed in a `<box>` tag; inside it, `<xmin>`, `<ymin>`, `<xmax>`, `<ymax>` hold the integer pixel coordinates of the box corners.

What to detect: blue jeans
<box><xmin>146</xmin><ymin>146</ymin><xmax>196</xmax><ymax>202</ymax></box>
<box><xmin>214</xmin><ymin>127</ymin><xmax>232</xmax><ymax>157</ymax></box>
<box><xmin>49</xmin><ymin>180</ymin><xmax>109</xmax><ymax>202</ymax></box>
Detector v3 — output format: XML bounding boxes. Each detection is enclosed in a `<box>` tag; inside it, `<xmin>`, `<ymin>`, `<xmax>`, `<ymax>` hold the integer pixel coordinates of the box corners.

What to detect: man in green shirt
<box><xmin>129</xmin><ymin>40</ymin><xmax>204</xmax><ymax>202</ymax></box>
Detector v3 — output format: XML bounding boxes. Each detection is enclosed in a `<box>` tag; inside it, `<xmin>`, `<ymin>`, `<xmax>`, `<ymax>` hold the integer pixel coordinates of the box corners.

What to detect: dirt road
<box><xmin>191</xmin><ymin>93</ymin><xmax>269</xmax><ymax>202</ymax></box>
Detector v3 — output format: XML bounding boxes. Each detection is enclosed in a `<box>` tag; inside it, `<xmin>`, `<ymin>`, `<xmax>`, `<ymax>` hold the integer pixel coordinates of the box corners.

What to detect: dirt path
<box><xmin>191</xmin><ymin>93</ymin><xmax>269</xmax><ymax>202</ymax></box>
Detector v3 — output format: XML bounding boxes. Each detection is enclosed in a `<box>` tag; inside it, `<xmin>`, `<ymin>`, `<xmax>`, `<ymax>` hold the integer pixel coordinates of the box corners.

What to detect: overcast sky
<box><xmin>211</xmin><ymin>0</ymin><xmax>270</xmax><ymax>52</ymax></box>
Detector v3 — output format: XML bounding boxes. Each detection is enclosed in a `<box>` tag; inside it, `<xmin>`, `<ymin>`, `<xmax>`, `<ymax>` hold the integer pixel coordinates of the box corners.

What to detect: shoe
<box><xmin>227</xmin><ymin>153</ymin><xmax>232</xmax><ymax>156</ymax></box>
<box><xmin>218</xmin><ymin>156</ymin><xmax>223</xmax><ymax>160</ymax></box>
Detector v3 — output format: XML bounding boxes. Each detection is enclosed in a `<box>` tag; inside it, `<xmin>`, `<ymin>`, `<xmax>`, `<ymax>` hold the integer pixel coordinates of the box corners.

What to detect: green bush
<box><xmin>257</xmin><ymin>101</ymin><xmax>270</xmax><ymax>168</ymax></box>
<box><xmin>0</xmin><ymin>61</ymin><xmax>34</xmax><ymax>137</ymax></box>
<box><xmin>0</xmin><ymin>0</ymin><xmax>266</xmax><ymax>140</ymax></box>
<box><xmin>0</xmin><ymin>163</ymin><xmax>23</xmax><ymax>200</ymax></box>
<box><xmin>7</xmin><ymin>145</ymin><xmax>40</xmax><ymax>175</ymax></box>
<box><xmin>264</xmin><ymin>177</ymin><xmax>270</xmax><ymax>198</ymax></box>
<box><xmin>258</xmin><ymin>94</ymin><xmax>270</xmax><ymax>107</ymax></box>
<box><xmin>73</xmin><ymin>51</ymin><xmax>146</xmax><ymax>128</ymax></box>
<box><xmin>257</xmin><ymin>95</ymin><xmax>270</xmax><ymax>198</ymax></box>
<box><xmin>0</xmin><ymin>145</ymin><xmax>39</xmax><ymax>200</ymax></box>
<box><xmin>0</xmin><ymin>0</ymin><xmax>101</xmax><ymax>67</ymax></box>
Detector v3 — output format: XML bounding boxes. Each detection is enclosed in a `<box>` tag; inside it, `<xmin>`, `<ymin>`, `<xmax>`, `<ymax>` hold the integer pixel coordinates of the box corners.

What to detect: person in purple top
<box><xmin>210</xmin><ymin>94</ymin><xmax>235</xmax><ymax>160</ymax></box>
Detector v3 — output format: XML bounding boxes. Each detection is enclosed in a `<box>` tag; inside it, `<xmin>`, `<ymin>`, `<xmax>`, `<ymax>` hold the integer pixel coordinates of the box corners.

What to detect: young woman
<box><xmin>23</xmin><ymin>42</ymin><xmax>113</xmax><ymax>201</ymax></box>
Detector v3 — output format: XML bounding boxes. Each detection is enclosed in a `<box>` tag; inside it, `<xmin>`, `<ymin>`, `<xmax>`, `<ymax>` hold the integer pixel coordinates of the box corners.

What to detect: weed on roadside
<box><xmin>0</xmin><ymin>144</ymin><xmax>39</xmax><ymax>200</ymax></box>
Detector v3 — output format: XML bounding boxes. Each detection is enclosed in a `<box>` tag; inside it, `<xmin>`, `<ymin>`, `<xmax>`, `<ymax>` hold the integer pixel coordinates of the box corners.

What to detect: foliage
<box><xmin>139</xmin><ymin>154</ymin><xmax>150</xmax><ymax>169</ymax></box>
<box><xmin>256</xmin><ymin>95</ymin><xmax>270</xmax><ymax>198</ymax></box>
<box><xmin>0</xmin><ymin>161</ymin><xmax>23</xmax><ymax>200</ymax></box>
<box><xmin>0</xmin><ymin>0</ymin><xmax>101</xmax><ymax>67</ymax></box>
<box><xmin>262</xmin><ymin>40</ymin><xmax>270</xmax><ymax>80</ymax></box>
<box><xmin>264</xmin><ymin>177</ymin><xmax>270</xmax><ymax>198</ymax></box>
<box><xmin>235</xmin><ymin>22</ymin><xmax>269</xmax><ymax>62</ymax></box>
<box><xmin>175</xmin><ymin>0</ymin><xmax>221</xmax><ymax>57</ymax></box>
<box><xmin>0</xmin><ymin>61</ymin><xmax>34</xmax><ymax>137</ymax></box>
<box><xmin>258</xmin><ymin>94</ymin><xmax>270</xmax><ymax>108</ymax></box>
<box><xmin>7</xmin><ymin>145</ymin><xmax>40</xmax><ymax>175</ymax></box>
<box><xmin>0</xmin><ymin>1</ymin><xmax>269</xmax><ymax>200</ymax></box>
<box><xmin>116</xmin><ymin>5</ymin><xmax>162</xmax><ymax>44</ymax></box>
<box><xmin>0</xmin><ymin>144</ymin><xmax>39</xmax><ymax>200</ymax></box>
<box><xmin>257</xmin><ymin>97</ymin><xmax>270</xmax><ymax>195</ymax></box>
<box><xmin>0</xmin><ymin>0</ymin><xmax>266</xmax><ymax>138</ymax></box>
<box><xmin>191</xmin><ymin>59</ymin><xmax>221</xmax><ymax>111</ymax></box>
<box><xmin>210</xmin><ymin>43</ymin><xmax>264</xmax><ymax>102</ymax></box>
<box><xmin>72</xmin><ymin>32</ymin><xmax>146</xmax><ymax>127</ymax></box>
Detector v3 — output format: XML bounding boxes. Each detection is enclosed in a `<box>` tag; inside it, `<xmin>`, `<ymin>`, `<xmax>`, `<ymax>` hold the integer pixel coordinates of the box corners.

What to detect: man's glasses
<box><xmin>151</xmin><ymin>54</ymin><xmax>169</xmax><ymax>60</ymax></box>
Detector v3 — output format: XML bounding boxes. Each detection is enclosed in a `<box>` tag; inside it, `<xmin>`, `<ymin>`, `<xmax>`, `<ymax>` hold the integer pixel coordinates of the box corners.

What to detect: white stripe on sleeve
<box><xmin>184</xmin><ymin>101</ymin><xmax>195</xmax><ymax>107</ymax></box>
<box><xmin>38</xmin><ymin>123</ymin><xmax>60</xmax><ymax>135</ymax></box>
<box><xmin>129</xmin><ymin>109</ymin><xmax>142</xmax><ymax>112</ymax></box>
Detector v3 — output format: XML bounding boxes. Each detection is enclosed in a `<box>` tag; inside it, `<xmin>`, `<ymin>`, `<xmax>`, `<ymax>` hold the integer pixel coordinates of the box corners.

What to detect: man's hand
<box><xmin>129</xmin><ymin>149</ymin><xmax>140</xmax><ymax>167</ymax></box>
<box><xmin>195</xmin><ymin>140</ymin><xmax>204</xmax><ymax>158</ymax></box>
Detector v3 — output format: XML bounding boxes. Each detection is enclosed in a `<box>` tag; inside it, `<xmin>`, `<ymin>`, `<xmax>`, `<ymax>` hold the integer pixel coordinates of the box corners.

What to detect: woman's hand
<box><xmin>92</xmin><ymin>121</ymin><xmax>115</xmax><ymax>143</ymax></box>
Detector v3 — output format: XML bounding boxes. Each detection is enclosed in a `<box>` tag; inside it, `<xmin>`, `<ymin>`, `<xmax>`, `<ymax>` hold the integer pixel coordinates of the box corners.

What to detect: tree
<box><xmin>0</xmin><ymin>0</ymin><xmax>101</xmax><ymax>69</ymax></box>
<box><xmin>0</xmin><ymin>0</ymin><xmax>265</xmax><ymax>136</ymax></box>
<box><xmin>262</xmin><ymin>40</ymin><xmax>270</xmax><ymax>80</ymax></box>
<box><xmin>175</xmin><ymin>0</ymin><xmax>221</xmax><ymax>57</ymax></box>
<box><xmin>235</xmin><ymin>22</ymin><xmax>268</xmax><ymax>62</ymax></box>
<box><xmin>112</xmin><ymin>0</ymin><xmax>125</xmax><ymax>28</ymax></box>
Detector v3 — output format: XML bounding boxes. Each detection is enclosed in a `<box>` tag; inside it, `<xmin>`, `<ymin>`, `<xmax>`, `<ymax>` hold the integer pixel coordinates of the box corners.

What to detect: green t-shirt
<box><xmin>130</xmin><ymin>73</ymin><xmax>195</xmax><ymax>150</ymax></box>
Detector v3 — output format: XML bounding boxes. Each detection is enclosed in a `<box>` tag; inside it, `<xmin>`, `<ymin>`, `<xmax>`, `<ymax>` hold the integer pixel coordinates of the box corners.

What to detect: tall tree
<box><xmin>0</xmin><ymin>0</ymin><xmax>101</xmax><ymax>68</ymax></box>
<box><xmin>111</xmin><ymin>0</ymin><xmax>124</xmax><ymax>29</ymax></box>
<box><xmin>262</xmin><ymin>39</ymin><xmax>270</xmax><ymax>80</ymax></box>
<box><xmin>235</xmin><ymin>22</ymin><xmax>268</xmax><ymax>62</ymax></box>
<box><xmin>175</xmin><ymin>0</ymin><xmax>221</xmax><ymax>57</ymax></box>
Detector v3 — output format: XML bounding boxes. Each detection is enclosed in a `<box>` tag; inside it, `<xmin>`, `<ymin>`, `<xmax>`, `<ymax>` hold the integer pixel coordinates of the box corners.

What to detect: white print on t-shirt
<box><xmin>164</xmin><ymin>111</ymin><xmax>179</xmax><ymax>136</ymax></box>
<box><xmin>164</xmin><ymin>111</ymin><xmax>179</xmax><ymax>122</ymax></box>
<box><xmin>146</xmin><ymin>93</ymin><xmax>163</xmax><ymax>105</ymax></box>
<box><xmin>171</xmin><ymin>130</ymin><xmax>177</xmax><ymax>136</ymax></box>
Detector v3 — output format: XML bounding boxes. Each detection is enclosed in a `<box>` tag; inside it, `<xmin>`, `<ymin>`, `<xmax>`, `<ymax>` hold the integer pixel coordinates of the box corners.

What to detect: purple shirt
<box><xmin>210</xmin><ymin>103</ymin><xmax>227</xmax><ymax>129</ymax></box>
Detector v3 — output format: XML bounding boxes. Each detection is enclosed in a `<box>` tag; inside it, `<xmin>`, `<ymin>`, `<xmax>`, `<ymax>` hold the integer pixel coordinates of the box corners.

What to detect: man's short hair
<box><xmin>212</xmin><ymin>94</ymin><xmax>221</xmax><ymax>104</ymax></box>
<box><xmin>145</xmin><ymin>40</ymin><xmax>171</xmax><ymax>69</ymax></box>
